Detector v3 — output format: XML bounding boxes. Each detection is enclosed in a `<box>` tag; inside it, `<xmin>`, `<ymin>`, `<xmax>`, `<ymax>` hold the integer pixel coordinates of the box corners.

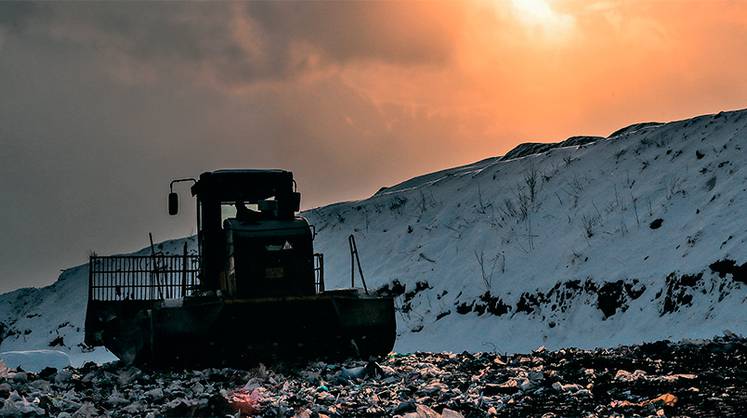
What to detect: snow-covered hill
<box><xmin>3</xmin><ymin>108</ymin><xmax>747</xmax><ymax>364</ymax></box>
<box><xmin>0</xmin><ymin>238</ymin><xmax>197</xmax><ymax>366</ymax></box>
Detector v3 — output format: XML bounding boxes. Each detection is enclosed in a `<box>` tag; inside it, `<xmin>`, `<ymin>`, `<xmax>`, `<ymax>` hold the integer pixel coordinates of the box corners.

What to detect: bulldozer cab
<box><xmin>188</xmin><ymin>169</ymin><xmax>317</xmax><ymax>298</ymax></box>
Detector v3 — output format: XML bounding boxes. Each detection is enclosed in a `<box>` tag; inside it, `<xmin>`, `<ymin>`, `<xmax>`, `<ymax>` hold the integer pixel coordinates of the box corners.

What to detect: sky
<box><xmin>1</xmin><ymin>0</ymin><xmax>747</xmax><ymax>292</ymax></box>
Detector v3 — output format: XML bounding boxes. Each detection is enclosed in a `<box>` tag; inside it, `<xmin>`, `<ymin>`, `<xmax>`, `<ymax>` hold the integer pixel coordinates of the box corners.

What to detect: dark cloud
<box><xmin>6</xmin><ymin>1</ymin><xmax>456</xmax><ymax>87</ymax></box>
<box><xmin>3</xmin><ymin>0</ymin><xmax>746</xmax><ymax>295</ymax></box>
<box><xmin>245</xmin><ymin>2</ymin><xmax>455</xmax><ymax>66</ymax></box>
<box><xmin>0</xmin><ymin>1</ymin><xmax>37</xmax><ymax>28</ymax></box>
<box><xmin>0</xmin><ymin>2</ymin><xmax>467</xmax><ymax>293</ymax></box>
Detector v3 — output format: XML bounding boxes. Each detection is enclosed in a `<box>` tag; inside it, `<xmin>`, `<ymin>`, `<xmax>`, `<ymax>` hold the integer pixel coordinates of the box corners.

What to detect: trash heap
<box><xmin>1</xmin><ymin>335</ymin><xmax>746</xmax><ymax>417</ymax></box>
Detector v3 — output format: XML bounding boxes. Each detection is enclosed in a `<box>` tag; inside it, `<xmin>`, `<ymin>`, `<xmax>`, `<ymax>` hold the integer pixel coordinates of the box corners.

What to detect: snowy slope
<box><xmin>2</xmin><ymin>108</ymin><xmax>747</xmax><ymax>363</ymax></box>
<box><xmin>306</xmin><ymin>108</ymin><xmax>747</xmax><ymax>353</ymax></box>
<box><xmin>0</xmin><ymin>237</ymin><xmax>197</xmax><ymax>366</ymax></box>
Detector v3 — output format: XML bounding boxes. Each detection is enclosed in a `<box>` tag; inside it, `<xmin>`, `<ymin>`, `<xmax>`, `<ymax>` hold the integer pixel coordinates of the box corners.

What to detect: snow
<box><xmin>306</xmin><ymin>108</ymin><xmax>747</xmax><ymax>353</ymax></box>
<box><xmin>0</xmin><ymin>350</ymin><xmax>70</xmax><ymax>373</ymax></box>
<box><xmin>2</xmin><ymin>108</ymin><xmax>747</xmax><ymax>364</ymax></box>
<box><xmin>0</xmin><ymin>237</ymin><xmax>196</xmax><ymax>366</ymax></box>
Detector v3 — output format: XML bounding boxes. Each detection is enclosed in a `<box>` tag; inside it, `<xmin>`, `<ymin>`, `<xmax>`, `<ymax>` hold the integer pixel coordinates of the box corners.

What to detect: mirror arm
<box><xmin>170</xmin><ymin>178</ymin><xmax>197</xmax><ymax>193</ymax></box>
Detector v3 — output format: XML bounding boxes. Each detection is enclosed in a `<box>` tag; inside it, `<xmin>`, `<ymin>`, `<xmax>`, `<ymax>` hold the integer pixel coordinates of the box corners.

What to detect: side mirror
<box><xmin>168</xmin><ymin>192</ymin><xmax>179</xmax><ymax>215</ymax></box>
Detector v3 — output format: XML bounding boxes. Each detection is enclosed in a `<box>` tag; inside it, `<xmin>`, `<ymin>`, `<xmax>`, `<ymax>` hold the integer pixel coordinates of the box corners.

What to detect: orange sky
<box><xmin>2</xmin><ymin>0</ymin><xmax>747</xmax><ymax>290</ymax></box>
<box><xmin>187</xmin><ymin>0</ymin><xmax>747</xmax><ymax>206</ymax></box>
<box><xmin>30</xmin><ymin>0</ymin><xmax>746</xmax><ymax>189</ymax></box>
<box><xmin>325</xmin><ymin>0</ymin><xmax>747</xmax><ymax>167</ymax></box>
<box><xmin>219</xmin><ymin>0</ymin><xmax>737</xmax><ymax>177</ymax></box>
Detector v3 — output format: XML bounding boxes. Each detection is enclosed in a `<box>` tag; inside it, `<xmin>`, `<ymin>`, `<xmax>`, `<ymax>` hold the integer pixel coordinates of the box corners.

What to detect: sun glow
<box><xmin>509</xmin><ymin>0</ymin><xmax>574</xmax><ymax>36</ymax></box>
<box><xmin>512</xmin><ymin>0</ymin><xmax>554</xmax><ymax>22</ymax></box>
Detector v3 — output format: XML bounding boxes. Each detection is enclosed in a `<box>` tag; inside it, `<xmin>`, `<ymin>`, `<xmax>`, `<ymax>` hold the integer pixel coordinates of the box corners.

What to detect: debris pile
<box><xmin>1</xmin><ymin>336</ymin><xmax>746</xmax><ymax>417</ymax></box>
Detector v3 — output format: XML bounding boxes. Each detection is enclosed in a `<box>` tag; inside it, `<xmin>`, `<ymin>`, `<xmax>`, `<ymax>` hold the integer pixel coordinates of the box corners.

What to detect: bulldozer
<box><xmin>84</xmin><ymin>169</ymin><xmax>396</xmax><ymax>367</ymax></box>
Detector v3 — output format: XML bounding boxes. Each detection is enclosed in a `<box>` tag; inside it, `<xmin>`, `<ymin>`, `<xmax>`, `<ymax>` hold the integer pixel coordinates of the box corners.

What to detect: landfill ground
<box><xmin>1</xmin><ymin>336</ymin><xmax>747</xmax><ymax>417</ymax></box>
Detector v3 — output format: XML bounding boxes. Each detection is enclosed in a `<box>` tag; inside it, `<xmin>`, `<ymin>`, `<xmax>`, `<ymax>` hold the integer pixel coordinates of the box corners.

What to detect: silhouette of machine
<box><xmin>84</xmin><ymin>169</ymin><xmax>396</xmax><ymax>367</ymax></box>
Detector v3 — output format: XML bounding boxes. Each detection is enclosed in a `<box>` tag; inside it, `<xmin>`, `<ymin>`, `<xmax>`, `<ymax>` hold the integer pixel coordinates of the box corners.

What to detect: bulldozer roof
<box><xmin>191</xmin><ymin>169</ymin><xmax>294</xmax><ymax>203</ymax></box>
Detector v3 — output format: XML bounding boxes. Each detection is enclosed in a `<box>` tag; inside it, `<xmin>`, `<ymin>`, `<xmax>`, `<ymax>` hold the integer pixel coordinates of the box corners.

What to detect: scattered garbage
<box><xmin>0</xmin><ymin>335</ymin><xmax>745</xmax><ymax>416</ymax></box>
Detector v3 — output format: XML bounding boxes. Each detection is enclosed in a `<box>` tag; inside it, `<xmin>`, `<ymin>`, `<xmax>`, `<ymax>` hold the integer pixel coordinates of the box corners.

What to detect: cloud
<box><xmin>2</xmin><ymin>0</ymin><xmax>747</xmax><ymax>296</ymax></box>
<box><xmin>0</xmin><ymin>2</ymin><xmax>37</xmax><ymax>27</ymax></box>
<box><xmin>509</xmin><ymin>0</ymin><xmax>575</xmax><ymax>38</ymax></box>
<box><xmin>0</xmin><ymin>1</ymin><xmax>36</xmax><ymax>50</ymax></box>
<box><xmin>7</xmin><ymin>1</ymin><xmax>459</xmax><ymax>89</ymax></box>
